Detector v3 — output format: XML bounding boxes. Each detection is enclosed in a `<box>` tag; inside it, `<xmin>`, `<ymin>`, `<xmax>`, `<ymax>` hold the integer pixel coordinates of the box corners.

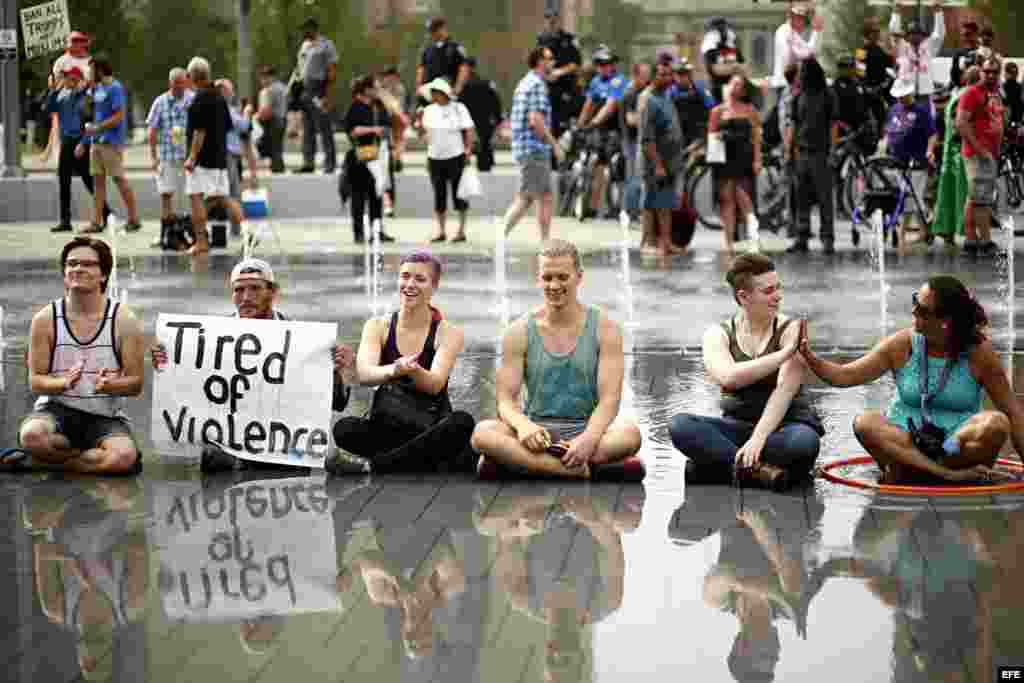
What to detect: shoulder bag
<box><xmin>356</xmin><ymin>107</ymin><xmax>380</xmax><ymax>162</ymax></box>
<box><xmin>369</xmin><ymin>380</ymin><xmax>451</xmax><ymax>435</ymax></box>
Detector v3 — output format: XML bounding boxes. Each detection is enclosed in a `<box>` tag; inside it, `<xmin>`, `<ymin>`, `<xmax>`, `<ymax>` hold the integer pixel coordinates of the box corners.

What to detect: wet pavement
<box><xmin>1</xmin><ymin>216</ymin><xmax>1024</xmax><ymax>681</ymax></box>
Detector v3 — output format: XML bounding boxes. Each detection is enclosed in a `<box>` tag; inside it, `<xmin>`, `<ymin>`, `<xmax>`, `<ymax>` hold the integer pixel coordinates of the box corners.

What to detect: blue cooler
<box><xmin>241</xmin><ymin>189</ymin><xmax>270</xmax><ymax>219</ymax></box>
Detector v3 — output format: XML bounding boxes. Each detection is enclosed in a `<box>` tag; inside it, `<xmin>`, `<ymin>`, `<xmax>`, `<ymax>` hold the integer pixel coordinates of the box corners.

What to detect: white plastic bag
<box><xmin>458</xmin><ymin>164</ymin><xmax>483</xmax><ymax>199</ymax></box>
<box><xmin>706</xmin><ymin>132</ymin><xmax>726</xmax><ymax>165</ymax></box>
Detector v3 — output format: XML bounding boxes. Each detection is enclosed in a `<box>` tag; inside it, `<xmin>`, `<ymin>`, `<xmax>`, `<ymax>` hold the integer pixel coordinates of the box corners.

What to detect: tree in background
<box><xmin>821</xmin><ymin>0</ymin><xmax>884</xmax><ymax>69</ymax></box>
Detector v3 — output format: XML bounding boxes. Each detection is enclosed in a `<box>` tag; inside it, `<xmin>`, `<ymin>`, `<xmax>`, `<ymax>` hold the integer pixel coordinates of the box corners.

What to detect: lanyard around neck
<box><xmin>918</xmin><ymin>336</ymin><xmax>956</xmax><ymax>421</ymax></box>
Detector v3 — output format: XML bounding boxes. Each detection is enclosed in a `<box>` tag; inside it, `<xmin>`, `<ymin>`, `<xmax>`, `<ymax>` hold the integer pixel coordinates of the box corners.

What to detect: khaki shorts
<box><xmin>518</xmin><ymin>153</ymin><xmax>552</xmax><ymax>196</ymax></box>
<box><xmin>965</xmin><ymin>154</ymin><xmax>998</xmax><ymax>208</ymax></box>
<box><xmin>156</xmin><ymin>159</ymin><xmax>186</xmax><ymax>195</ymax></box>
<box><xmin>90</xmin><ymin>144</ymin><xmax>125</xmax><ymax>177</ymax></box>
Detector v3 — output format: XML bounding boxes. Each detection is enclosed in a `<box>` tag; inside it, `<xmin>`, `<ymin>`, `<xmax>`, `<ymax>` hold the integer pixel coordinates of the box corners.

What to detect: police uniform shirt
<box><xmin>537</xmin><ymin>30</ymin><xmax>581</xmax><ymax>91</ymax></box>
<box><xmin>461</xmin><ymin>76</ymin><xmax>501</xmax><ymax>129</ymax></box>
<box><xmin>586</xmin><ymin>71</ymin><xmax>627</xmax><ymax>131</ymax></box>
<box><xmin>832</xmin><ymin>76</ymin><xmax>866</xmax><ymax>128</ymax></box>
<box><xmin>421</xmin><ymin>40</ymin><xmax>467</xmax><ymax>84</ymax></box>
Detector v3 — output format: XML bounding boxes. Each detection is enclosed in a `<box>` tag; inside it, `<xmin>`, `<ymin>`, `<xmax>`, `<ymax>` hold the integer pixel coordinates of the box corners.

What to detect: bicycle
<box><xmin>687</xmin><ymin>140</ymin><xmax>789</xmax><ymax>236</ymax></box>
<box><xmin>997</xmin><ymin>121</ymin><xmax>1024</xmax><ymax>213</ymax></box>
<box><xmin>835</xmin><ymin>122</ymin><xmax>882</xmax><ymax>226</ymax></box>
<box><xmin>556</xmin><ymin>127</ymin><xmax>623</xmax><ymax>221</ymax></box>
<box><xmin>850</xmin><ymin>156</ymin><xmax>933</xmax><ymax>248</ymax></box>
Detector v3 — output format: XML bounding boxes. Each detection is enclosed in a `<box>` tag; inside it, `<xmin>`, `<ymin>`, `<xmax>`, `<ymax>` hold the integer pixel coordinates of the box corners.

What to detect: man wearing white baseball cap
<box><xmin>151</xmin><ymin>258</ymin><xmax>356</xmax><ymax>472</ymax></box>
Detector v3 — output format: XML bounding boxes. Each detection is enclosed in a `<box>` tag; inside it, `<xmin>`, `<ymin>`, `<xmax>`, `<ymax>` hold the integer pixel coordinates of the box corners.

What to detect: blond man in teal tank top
<box><xmin>471</xmin><ymin>239</ymin><xmax>644</xmax><ymax>480</ymax></box>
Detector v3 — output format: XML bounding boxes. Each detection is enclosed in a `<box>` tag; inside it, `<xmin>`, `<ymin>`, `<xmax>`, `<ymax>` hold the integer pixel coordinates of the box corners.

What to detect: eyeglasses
<box><xmin>65</xmin><ymin>259</ymin><xmax>100</xmax><ymax>269</ymax></box>
<box><xmin>911</xmin><ymin>292</ymin><xmax>939</xmax><ymax>320</ymax></box>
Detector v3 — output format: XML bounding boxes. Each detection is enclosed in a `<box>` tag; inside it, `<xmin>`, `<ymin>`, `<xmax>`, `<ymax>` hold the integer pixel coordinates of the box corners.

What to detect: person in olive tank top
<box><xmin>670</xmin><ymin>254</ymin><xmax>822</xmax><ymax>490</ymax></box>
<box><xmin>471</xmin><ymin>239</ymin><xmax>644</xmax><ymax>480</ymax></box>
<box><xmin>13</xmin><ymin>238</ymin><xmax>145</xmax><ymax>475</ymax></box>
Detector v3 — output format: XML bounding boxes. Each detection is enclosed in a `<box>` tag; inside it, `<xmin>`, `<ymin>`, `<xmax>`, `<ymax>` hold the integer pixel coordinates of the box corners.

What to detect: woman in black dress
<box><xmin>708</xmin><ymin>75</ymin><xmax>762</xmax><ymax>253</ymax></box>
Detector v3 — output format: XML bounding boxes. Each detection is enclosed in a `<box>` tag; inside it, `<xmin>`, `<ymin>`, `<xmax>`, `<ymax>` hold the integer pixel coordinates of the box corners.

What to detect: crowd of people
<box><xmin>37</xmin><ymin>7</ymin><xmax>1024</xmax><ymax>258</ymax></box>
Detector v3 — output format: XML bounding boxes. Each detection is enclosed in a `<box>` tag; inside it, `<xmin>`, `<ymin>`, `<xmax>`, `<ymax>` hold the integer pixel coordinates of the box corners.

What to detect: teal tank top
<box><xmin>887</xmin><ymin>333</ymin><xmax>983</xmax><ymax>433</ymax></box>
<box><xmin>523</xmin><ymin>306</ymin><xmax>600</xmax><ymax>420</ymax></box>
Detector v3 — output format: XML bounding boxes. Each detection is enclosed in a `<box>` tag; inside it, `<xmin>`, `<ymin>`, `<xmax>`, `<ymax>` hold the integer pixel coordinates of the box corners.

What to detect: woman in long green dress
<box><xmin>933</xmin><ymin>68</ymin><xmax>981</xmax><ymax>243</ymax></box>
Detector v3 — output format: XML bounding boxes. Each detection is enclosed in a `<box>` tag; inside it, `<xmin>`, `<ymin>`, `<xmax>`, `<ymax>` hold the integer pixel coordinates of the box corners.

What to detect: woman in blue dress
<box><xmin>800</xmin><ymin>275</ymin><xmax>1022</xmax><ymax>483</ymax></box>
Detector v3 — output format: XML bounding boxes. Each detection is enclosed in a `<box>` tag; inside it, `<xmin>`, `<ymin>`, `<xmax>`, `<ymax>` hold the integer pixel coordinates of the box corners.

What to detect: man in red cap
<box><xmin>51</xmin><ymin>32</ymin><xmax>93</xmax><ymax>84</ymax></box>
<box><xmin>43</xmin><ymin>32</ymin><xmax>94</xmax><ymax>164</ymax></box>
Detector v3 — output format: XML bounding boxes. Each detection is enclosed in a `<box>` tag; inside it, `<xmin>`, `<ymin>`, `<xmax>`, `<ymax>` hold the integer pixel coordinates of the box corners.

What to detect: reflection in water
<box><xmin>149</xmin><ymin>473</ymin><xmax>340</xmax><ymax>632</ymax></box>
<box><xmin>808</xmin><ymin>501</ymin><xmax>1024</xmax><ymax>683</ymax></box>
<box><xmin>670</xmin><ymin>487</ymin><xmax>824</xmax><ymax>683</ymax></box>
<box><xmin>22</xmin><ymin>477</ymin><xmax>148</xmax><ymax>682</ymax></box>
<box><xmin>476</xmin><ymin>484</ymin><xmax>644</xmax><ymax>683</ymax></box>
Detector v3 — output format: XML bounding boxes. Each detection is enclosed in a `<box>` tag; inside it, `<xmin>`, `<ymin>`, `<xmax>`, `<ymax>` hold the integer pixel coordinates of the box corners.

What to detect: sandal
<box><xmin>429</xmin><ymin>234</ymin><xmax>446</xmax><ymax>243</ymax></box>
<box><xmin>449</xmin><ymin>234</ymin><xmax>467</xmax><ymax>243</ymax></box>
<box><xmin>79</xmin><ymin>223</ymin><xmax>105</xmax><ymax>234</ymax></box>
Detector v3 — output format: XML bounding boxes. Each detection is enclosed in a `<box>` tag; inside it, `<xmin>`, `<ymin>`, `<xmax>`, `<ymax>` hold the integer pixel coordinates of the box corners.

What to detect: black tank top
<box><xmin>380</xmin><ymin>312</ymin><xmax>451</xmax><ymax>406</ymax></box>
<box><xmin>719</xmin><ymin>317</ymin><xmax>822</xmax><ymax>433</ymax></box>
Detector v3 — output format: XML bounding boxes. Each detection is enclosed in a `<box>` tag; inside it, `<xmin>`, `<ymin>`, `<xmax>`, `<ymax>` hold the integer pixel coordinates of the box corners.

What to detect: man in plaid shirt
<box><xmin>504</xmin><ymin>47</ymin><xmax>563</xmax><ymax>240</ymax></box>
<box><xmin>147</xmin><ymin>67</ymin><xmax>194</xmax><ymax>241</ymax></box>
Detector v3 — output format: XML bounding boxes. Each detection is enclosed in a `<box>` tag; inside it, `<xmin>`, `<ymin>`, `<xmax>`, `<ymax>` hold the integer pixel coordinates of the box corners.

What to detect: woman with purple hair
<box><xmin>328</xmin><ymin>250</ymin><xmax>475</xmax><ymax>474</ymax></box>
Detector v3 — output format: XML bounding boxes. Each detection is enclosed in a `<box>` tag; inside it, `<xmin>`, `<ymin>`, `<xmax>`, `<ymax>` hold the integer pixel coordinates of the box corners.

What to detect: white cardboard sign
<box><xmin>151</xmin><ymin>314</ymin><xmax>336</xmax><ymax>468</ymax></box>
<box><xmin>19</xmin><ymin>0</ymin><xmax>69</xmax><ymax>59</ymax></box>
<box><xmin>150</xmin><ymin>478</ymin><xmax>341</xmax><ymax>622</ymax></box>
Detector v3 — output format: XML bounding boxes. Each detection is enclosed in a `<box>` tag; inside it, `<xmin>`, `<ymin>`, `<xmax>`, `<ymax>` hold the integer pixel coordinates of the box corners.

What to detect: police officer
<box><xmin>578</xmin><ymin>45</ymin><xmax>627</xmax><ymax>219</ymax></box>
<box><xmin>537</xmin><ymin>8</ymin><xmax>581</xmax><ymax>139</ymax></box>
<box><xmin>417</xmin><ymin>17</ymin><xmax>470</xmax><ymax>98</ymax></box>
<box><xmin>833</xmin><ymin>55</ymin><xmax>868</xmax><ymax>136</ymax></box>
<box><xmin>460</xmin><ymin>57</ymin><xmax>503</xmax><ymax>172</ymax></box>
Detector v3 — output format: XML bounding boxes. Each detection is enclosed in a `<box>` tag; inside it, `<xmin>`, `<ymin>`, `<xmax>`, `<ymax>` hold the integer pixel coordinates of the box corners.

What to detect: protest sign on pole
<box><xmin>149</xmin><ymin>478</ymin><xmax>341</xmax><ymax>623</ymax></box>
<box><xmin>151</xmin><ymin>314</ymin><xmax>336</xmax><ymax>468</ymax></box>
<box><xmin>19</xmin><ymin>0</ymin><xmax>69</xmax><ymax>59</ymax></box>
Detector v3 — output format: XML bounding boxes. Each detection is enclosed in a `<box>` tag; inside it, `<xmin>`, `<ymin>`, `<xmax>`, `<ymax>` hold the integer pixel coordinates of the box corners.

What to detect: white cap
<box><xmin>419</xmin><ymin>77</ymin><xmax>454</xmax><ymax>100</ymax></box>
<box><xmin>790</xmin><ymin>3</ymin><xmax>810</xmax><ymax>17</ymax></box>
<box><xmin>230</xmin><ymin>258</ymin><xmax>275</xmax><ymax>286</ymax></box>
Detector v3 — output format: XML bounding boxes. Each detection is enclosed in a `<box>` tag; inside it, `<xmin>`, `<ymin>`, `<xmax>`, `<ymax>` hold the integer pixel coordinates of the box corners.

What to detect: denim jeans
<box><xmin>669</xmin><ymin>413</ymin><xmax>820</xmax><ymax>475</ymax></box>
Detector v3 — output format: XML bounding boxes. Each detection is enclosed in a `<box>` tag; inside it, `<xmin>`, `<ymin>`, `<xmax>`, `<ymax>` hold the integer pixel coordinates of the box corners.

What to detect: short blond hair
<box><xmin>539</xmin><ymin>239</ymin><xmax>581</xmax><ymax>272</ymax></box>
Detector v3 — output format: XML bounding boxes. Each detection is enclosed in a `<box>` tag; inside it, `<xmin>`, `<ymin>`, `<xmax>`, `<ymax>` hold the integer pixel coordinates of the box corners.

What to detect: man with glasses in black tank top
<box><xmin>9</xmin><ymin>237</ymin><xmax>145</xmax><ymax>474</ymax></box>
<box><xmin>471</xmin><ymin>239</ymin><xmax>644</xmax><ymax>480</ymax></box>
<box><xmin>669</xmin><ymin>254</ymin><xmax>822</xmax><ymax>490</ymax></box>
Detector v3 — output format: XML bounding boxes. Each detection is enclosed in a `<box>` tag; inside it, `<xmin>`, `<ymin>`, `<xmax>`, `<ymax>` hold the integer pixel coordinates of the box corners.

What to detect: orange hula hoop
<box><xmin>819</xmin><ymin>455</ymin><xmax>1024</xmax><ymax>496</ymax></box>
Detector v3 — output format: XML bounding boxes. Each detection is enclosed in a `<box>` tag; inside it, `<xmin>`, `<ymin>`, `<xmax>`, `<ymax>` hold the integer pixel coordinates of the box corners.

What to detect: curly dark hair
<box><xmin>928</xmin><ymin>275</ymin><xmax>988</xmax><ymax>356</ymax></box>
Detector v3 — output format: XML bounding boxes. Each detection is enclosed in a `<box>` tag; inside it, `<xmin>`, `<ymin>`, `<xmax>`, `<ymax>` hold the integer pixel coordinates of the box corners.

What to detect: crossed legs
<box><xmin>470</xmin><ymin>419</ymin><xmax>641</xmax><ymax>479</ymax></box>
<box><xmin>18</xmin><ymin>416</ymin><xmax>139</xmax><ymax>474</ymax></box>
<box><xmin>853</xmin><ymin>410</ymin><xmax>1009</xmax><ymax>482</ymax></box>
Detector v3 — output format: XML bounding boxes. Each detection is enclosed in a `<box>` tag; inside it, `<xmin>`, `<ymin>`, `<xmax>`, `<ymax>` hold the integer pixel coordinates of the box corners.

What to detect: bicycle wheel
<box><xmin>557</xmin><ymin>169</ymin><xmax>576</xmax><ymax>217</ymax></box>
<box><xmin>757</xmin><ymin>161</ymin><xmax>786</xmax><ymax>217</ymax></box>
<box><xmin>846</xmin><ymin>156</ymin><xmax>898</xmax><ymax>219</ymax></box>
<box><xmin>689</xmin><ymin>163</ymin><xmax>723</xmax><ymax>230</ymax></box>
<box><xmin>835</xmin><ymin>153</ymin><xmax>854</xmax><ymax>219</ymax></box>
<box><xmin>573</xmin><ymin>171</ymin><xmax>592</xmax><ymax>222</ymax></box>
